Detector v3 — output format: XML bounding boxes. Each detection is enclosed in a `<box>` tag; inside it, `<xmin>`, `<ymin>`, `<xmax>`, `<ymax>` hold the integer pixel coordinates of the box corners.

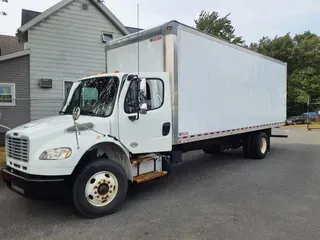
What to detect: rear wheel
<box><xmin>250</xmin><ymin>131</ymin><xmax>269</xmax><ymax>159</ymax></box>
<box><xmin>243</xmin><ymin>131</ymin><xmax>269</xmax><ymax>159</ymax></box>
<box><xmin>72</xmin><ymin>158</ymin><xmax>128</xmax><ymax>219</ymax></box>
<box><xmin>242</xmin><ymin>137</ymin><xmax>252</xmax><ymax>158</ymax></box>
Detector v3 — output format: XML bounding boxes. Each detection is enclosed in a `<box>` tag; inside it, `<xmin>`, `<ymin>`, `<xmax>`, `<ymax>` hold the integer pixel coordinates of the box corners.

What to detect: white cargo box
<box><xmin>106</xmin><ymin>21</ymin><xmax>287</xmax><ymax>145</ymax></box>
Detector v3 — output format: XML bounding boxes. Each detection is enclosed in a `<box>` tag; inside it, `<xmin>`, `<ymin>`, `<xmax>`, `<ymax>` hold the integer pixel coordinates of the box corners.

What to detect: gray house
<box><xmin>0</xmin><ymin>0</ymin><xmax>141</xmax><ymax>143</ymax></box>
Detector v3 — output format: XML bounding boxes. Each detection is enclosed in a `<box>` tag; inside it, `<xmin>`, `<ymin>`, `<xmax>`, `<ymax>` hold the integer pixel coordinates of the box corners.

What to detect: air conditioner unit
<box><xmin>39</xmin><ymin>78</ymin><xmax>52</xmax><ymax>88</ymax></box>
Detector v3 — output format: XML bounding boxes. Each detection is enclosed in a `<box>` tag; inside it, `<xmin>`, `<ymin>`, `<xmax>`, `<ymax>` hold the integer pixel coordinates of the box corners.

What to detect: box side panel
<box><xmin>177</xmin><ymin>27</ymin><xmax>287</xmax><ymax>137</ymax></box>
<box><xmin>107</xmin><ymin>36</ymin><xmax>164</xmax><ymax>73</ymax></box>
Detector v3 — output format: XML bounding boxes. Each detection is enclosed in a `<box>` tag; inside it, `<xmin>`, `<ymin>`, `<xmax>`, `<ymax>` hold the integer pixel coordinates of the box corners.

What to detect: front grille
<box><xmin>6</xmin><ymin>137</ymin><xmax>29</xmax><ymax>162</ymax></box>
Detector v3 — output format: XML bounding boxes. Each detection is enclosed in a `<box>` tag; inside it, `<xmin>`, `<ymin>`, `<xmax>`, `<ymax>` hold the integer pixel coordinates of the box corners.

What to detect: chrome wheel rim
<box><xmin>85</xmin><ymin>171</ymin><xmax>119</xmax><ymax>207</ymax></box>
<box><xmin>260</xmin><ymin>137</ymin><xmax>267</xmax><ymax>154</ymax></box>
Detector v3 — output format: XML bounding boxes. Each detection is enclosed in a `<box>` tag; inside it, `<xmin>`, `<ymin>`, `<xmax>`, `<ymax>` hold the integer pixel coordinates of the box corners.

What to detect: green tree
<box><xmin>194</xmin><ymin>11</ymin><xmax>245</xmax><ymax>45</ymax></box>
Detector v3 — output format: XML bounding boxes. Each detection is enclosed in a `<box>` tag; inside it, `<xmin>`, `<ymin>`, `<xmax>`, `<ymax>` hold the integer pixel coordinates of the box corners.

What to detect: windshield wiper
<box><xmin>60</xmin><ymin>110</ymin><xmax>104</xmax><ymax>117</ymax></box>
<box><xmin>81</xmin><ymin>110</ymin><xmax>99</xmax><ymax>117</ymax></box>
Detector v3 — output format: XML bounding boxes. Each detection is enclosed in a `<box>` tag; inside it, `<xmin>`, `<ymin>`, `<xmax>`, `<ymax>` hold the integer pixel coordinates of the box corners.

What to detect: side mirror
<box><xmin>138</xmin><ymin>78</ymin><xmax>147</xmax><ymax>114</ymax></box>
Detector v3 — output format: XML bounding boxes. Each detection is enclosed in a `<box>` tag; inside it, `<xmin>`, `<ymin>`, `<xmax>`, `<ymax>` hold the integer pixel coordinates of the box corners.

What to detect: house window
<box><xmin>0</xmin><ymin>83</ymin><xmax>15</xmax><ymax>106</ymax></box>
<box><xmin>102</xmin><ymin>33</ymin><xmax>113</xmax><ymax>43</ymax></box>
<box><xmin>81</xmin><ymin>3</ymin><xmax>89</xmax><ymax>11</ymax></box>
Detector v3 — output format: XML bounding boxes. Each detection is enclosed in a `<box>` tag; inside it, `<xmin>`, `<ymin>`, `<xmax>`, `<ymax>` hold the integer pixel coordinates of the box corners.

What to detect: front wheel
<box><xmin>72</xmin><ymin>158</ymin><xmax>128</xmax><ymax>219</ymax></box>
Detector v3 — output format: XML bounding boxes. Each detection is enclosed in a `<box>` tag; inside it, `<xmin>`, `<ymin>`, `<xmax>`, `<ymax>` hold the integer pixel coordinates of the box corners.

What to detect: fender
<box><xmin>74</xmin><ymin>136</ymin><xmax>133</xmax><ymax>181</ymax></box>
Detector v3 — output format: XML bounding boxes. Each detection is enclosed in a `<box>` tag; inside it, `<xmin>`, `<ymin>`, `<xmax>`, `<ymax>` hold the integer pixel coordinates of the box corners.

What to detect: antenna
<box><xmin>137</xmin><ymin>3</ymin><xmax>140</xmax><ymax>75</ymax></box>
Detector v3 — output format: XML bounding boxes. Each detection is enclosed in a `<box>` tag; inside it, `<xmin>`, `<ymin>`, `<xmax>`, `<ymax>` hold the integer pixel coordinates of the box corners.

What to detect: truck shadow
<box><xmin>127</xmin><ymin>149</ymin><xmax>251</xmax><ymax>198</ymax></box>
<box><xmin>125</xmin><ymin>140</ymin><xmax>307</xmax><ymax>203</ymax></box>
<box><xmin>126</xmin><ymin>145</ymin><xmax>285</xmax><ymax>200</ymax></box>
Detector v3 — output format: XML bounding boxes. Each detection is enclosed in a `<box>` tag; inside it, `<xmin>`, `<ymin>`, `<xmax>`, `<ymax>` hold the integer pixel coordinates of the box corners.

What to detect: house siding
<box><xmin>28</xmin><ymin>0</ymin><xmax>124</xmax><ymax>120</ymax></box>
<box><xmin>0</xmin><ymin>35</ymin><xmax>24</xmax><ymax>56</ymax></box>
<box><xmin>0</xmin><ymin>55</ymin><xmax>30</xmax><ymax>135</ymax></box>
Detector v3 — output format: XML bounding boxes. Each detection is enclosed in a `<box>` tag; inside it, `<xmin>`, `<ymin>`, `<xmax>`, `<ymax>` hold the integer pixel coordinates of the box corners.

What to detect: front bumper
<box><xmin>1</xmin><ymin>166</ymin><xmax>68</xmax><ymax>198</ymax></box>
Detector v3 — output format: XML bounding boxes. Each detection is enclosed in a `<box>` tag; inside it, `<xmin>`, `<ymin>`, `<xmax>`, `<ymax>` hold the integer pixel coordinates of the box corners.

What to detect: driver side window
<box><xmin>124</xmin><ymin>78</ymin><xmax>164</xmax><ymax>114</ymax></box>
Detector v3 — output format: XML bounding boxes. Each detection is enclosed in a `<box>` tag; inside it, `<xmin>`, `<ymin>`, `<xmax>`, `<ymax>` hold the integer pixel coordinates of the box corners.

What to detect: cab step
<box><xmin>133</xmin><ymin>170</ymin><xmax>168</xmax><ymax>183</ymax></box>
<box><xmin>131</xmin><ymin>155</ymin><xmax>158</xmax><ymax>166</ymax></box>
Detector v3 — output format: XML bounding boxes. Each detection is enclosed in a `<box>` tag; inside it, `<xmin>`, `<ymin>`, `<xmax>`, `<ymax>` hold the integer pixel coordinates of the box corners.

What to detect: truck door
<box><xmin>118</xmin><ymin>72</ymin><xmax>172</xmax><ymax>154</ymax></box>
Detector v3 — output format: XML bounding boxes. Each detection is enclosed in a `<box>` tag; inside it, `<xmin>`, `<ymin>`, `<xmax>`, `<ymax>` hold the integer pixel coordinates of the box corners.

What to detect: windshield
<box><xmin>60</xmin><ymin>76</ymin><xmax>119</xmax><ymax>117</ymax></box>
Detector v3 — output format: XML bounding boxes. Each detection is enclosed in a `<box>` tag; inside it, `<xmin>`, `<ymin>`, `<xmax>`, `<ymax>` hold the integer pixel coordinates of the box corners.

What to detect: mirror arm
<box><xmin>73</xmin><ymin>120</ymin><xmax>80</xmax><ymax>149</ymax></box>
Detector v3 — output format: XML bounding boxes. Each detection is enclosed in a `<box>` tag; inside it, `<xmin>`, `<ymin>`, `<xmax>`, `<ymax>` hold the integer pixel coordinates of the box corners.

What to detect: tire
<box><xmin>250</xmin><ymin>131</ymin><xmax>269</xmax><ymax>159</ymax></box>
<box><xmin>203</xmin><ymin>144</ymin><xmax>223</xmax><ymax>155</ymax></box>
<box><xmin>72</xmin><ymin>158</ymin><xmax>128</xmax><ymax>219</ymax></box>
<box><xmin>242</xmin><ymin>137</ymin><xmax>252</xmax><ymax>158</ymax></box>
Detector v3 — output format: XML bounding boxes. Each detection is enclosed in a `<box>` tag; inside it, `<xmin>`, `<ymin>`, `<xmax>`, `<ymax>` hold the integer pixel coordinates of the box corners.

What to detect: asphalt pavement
<box><xmin>0</xmin><ymin>127</ymin><xmax>320</xmax><ymax>240</ymax></box>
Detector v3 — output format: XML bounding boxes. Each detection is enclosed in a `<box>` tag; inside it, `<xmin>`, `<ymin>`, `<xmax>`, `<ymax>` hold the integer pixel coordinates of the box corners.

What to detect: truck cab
<box><xmin>1</xmin><ymin>72</ymin><xmax>172</xmax><ymax>218</ymax></box>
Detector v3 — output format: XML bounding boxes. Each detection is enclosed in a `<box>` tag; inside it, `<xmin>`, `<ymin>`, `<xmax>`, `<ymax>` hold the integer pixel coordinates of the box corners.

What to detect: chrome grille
<box><xmin>6</xmin><ymin>137</ymin><xmax>29</xmax><ymax>162</ymax></box>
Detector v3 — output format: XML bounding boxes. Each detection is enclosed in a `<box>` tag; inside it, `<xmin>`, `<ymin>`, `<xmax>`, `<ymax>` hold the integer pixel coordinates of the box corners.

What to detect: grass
<box><xmin>0</xmin><ymin>147</ymin><xmax>5</xmax><ymax>168</ymax></box>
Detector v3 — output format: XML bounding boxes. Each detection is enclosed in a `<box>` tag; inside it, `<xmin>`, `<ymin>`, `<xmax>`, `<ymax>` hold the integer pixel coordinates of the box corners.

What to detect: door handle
<box><xmin>162</xmin><ymin>122</ymin><xmax>171</xmax><ymax>136</ymax></box>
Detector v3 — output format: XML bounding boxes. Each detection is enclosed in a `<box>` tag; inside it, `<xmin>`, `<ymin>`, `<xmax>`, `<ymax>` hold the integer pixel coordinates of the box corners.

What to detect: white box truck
<box><xmin>1</xmin><ymin>21</ymin><xmax>287</xmax><ymax>218</ymax></box>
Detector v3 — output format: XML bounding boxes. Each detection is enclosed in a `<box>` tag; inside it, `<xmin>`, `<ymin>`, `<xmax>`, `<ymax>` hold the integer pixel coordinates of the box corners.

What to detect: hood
<box><xmin>20</xmin><ymin>115</ymin><xmax>73</xmax><ymax>129</ymax></box>
<box><xmin>13</xmin><ymin>115</ymin><xmax>74</xmax><ymax>131</ymax></box>
<box><xmin>8</xmin><ymin>115</ymin><xmax>111</xmax><ymax>136</ymax></box>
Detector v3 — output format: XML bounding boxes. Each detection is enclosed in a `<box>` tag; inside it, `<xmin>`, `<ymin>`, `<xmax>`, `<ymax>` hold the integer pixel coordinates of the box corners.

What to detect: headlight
<box><xmin>39</xmin><ymin>147</ymin><xmax>72</xmax><ymax>160</ymax></box>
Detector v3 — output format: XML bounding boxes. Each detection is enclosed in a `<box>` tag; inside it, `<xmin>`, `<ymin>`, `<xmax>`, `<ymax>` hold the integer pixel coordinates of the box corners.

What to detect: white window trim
<box><xmin>0</xmin><ymin>83</ymin><xmax>16</xmax><ymax>106</ymax></box>
<box><xmin>101</xmin><ymin>32</ymin><xmax>114</xmax><ymax>43</ymax></box>
<box><xmin>62</xmin><ymin>80</ymin><xmax>75</xmax><ymax>100</ymax></box>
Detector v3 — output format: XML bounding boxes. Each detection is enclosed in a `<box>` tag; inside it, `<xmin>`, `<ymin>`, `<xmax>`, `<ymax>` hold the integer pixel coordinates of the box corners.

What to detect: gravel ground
<box><xmin>1</xmin><ymin>127</ymin><xmax>320</xmax><ymax>240</ymax></box>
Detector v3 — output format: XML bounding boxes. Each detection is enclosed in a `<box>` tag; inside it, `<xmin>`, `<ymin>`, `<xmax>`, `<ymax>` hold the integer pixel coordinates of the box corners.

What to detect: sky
<box><xmin>0</xmin><ymin>0</ymin><xmax>319</xmax><ymax>43</ymax></box>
